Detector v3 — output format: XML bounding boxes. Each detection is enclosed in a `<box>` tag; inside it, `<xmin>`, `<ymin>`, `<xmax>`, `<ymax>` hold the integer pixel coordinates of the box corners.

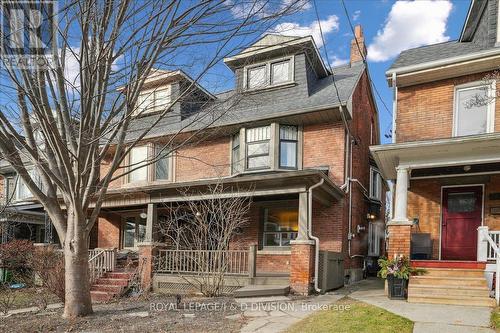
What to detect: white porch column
<box><xmin>392</xmin><ymin>166</ymin><xmax>410</xmax><ymax>223</ymax></box>
<box><xmin>296</xmin><ymin>192</ymin><xmax>309</xmax><ymax>240</ymax></box>
<box><xmin>477</xmin><ymin>226</ymin><xmax>489</xmax><ymax>262</ymax></box>
<box><xmin>145</xmin><ymin>203</ymin><xmax>157</xmax><ymax>243</ymax></box>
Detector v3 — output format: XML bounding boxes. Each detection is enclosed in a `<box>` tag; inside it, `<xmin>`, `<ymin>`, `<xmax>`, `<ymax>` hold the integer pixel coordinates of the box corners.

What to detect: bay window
<box><xmin>128</xmin><ymin>146</ymin><xmax>148</xmax><ymax>182</ymax></box>
<box><xmin>231</xmin><ymin>132</ymin><xmax>241</xmax><ymax>174</ymax></box>
<box><xmin>263</xmin><ymin>207</ymin><xmax>298</xmax><ymax>247</ymax></box>
<box><xmin>453</xmin><ymin>82</ymin><xmax>495</xmax><ymax>137</ymax></box>
<box><xmin>246</xmin><ymin>126</ymin><xmax>271</xmax><ymax>170</ymax></box>
<box><xmin>279</xmin><ymin>125</ymin><xmax>298</xmax><ymax>169</ymax></box>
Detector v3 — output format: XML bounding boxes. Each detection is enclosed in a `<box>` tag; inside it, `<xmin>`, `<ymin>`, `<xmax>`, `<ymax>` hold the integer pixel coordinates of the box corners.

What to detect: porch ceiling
<box><xmin>101</xmin><ymin>169</ymin><xmax>344</xmax><ymax>208</ymax></box>
<box><xmin>370</xmin><ymin>133</ymin><xmax>500</xmax><ymax>180</ymax></box>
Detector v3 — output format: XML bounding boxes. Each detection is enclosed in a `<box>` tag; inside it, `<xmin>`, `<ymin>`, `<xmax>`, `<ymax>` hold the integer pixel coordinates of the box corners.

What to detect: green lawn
<box><xmin>491</xmin><ymin>307</ymin><xmax>500</xmax><ymax>332</ymax></box>
<box><xmin>287</xmin><ymin>298</ymin><xmax>414</xmax><ymax>333</ymax></box>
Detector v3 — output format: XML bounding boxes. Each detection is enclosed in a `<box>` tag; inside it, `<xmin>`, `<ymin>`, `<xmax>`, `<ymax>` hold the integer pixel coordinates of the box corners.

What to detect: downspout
<box><xmin>308</xmin><ymin>178</ymin><xmax>324</xmax><ymax>293</ymax></box>
<box><xmin>391</xmin><ymin>72</ymin><xmax>397</xmax><ymax>144</ymax></box>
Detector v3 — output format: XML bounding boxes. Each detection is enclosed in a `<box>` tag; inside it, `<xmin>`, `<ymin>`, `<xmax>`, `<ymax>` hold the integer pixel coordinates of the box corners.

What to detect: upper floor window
<box><xmin>369</xmin><ymin>167</ymin><xmax>382</xmax><ymax>201</ymax></box>
<box><xmin>15</xmin><ymin>169</ymin><xmax>42</xmax><ymax>201</ymax></box>
<box><xmin>128</xmin><ymin>146</ymin><xmax>149</xmax><ymax>182</ymax></box>
<box><xmin>231</xmin><ymin>132</ymin><xmax>241</xmax><ymax>174</ymax></box>
<box><xmin>135</xmin><ymin>85</ymin><xmax>171</xmax><ymax>116</ymax></box>
<box><xmin>244</xmin><ymin>56</ymin><xmax>293</xmax><ymax>90</ymax></box>
<box><xmin>453</xmin><ymin>82</ymin><xmax>496</xmax><ymax>137</ymax></box>
<box><xmin>279</xmin><ymin>125</ymin><xmax>298</xmax><ymax>169</ymax></box>
<box><xmin>246</xmin><ymin>126</ymin><xmax>271</xmax><ymax>170</ymax></box>
<box><xmin>155</xmin><ymin>146</ymin><xmax>170</xmax><ymax>181</ymax></box>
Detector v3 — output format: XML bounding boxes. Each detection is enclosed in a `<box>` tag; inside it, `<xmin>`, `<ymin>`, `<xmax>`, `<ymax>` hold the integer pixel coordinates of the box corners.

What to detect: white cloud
<box><xmin>270</xmin><ymin>15</ymin><xmax>340</xmax><ymax>47</ymax></box>
<box><xmin>352</xmin><ymin>10</ymin><xmax>361</xmax><ymax>22</ymax></box>
<box><xmin>330</xmin><ymin>55</ymin><xmax>349</xmax><ymax>67</ymax></box>
<box><xmin>367</xmin><ymin>0</ymin><xmax>453</xmax><ymax>62</ymax></box>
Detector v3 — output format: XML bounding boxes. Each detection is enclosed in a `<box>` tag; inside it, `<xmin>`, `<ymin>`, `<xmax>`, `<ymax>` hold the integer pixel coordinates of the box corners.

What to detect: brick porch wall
<box><xmin>97</xmin><ymin>212</ymin><xmax>121</xmax><ymax>249</ymax></box>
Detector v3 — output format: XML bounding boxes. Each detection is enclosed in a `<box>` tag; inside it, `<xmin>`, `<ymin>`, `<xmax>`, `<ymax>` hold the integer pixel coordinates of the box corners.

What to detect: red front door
<box><xmin>441</xmin><ymin>186</ymin><xmax>483</xmax><ymax>261</ymax></box>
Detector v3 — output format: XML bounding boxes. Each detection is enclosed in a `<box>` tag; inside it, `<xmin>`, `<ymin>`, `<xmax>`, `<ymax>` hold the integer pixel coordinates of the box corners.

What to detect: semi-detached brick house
<box><xmin>0</xmin><ymin>26</ymin><xmax>384</xmax><ymax>295</ymax></box>
<box><xmin>371</xmin><ymin>0</ymin><xmax>500</xmax><ymax>306</ymax></box>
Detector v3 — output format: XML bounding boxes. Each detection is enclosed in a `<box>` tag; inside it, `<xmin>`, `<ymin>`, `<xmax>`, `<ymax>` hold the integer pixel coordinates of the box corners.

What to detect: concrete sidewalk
<box><xmin>348</xmin><ymin>278</ymin><xmax>494</xmax><ymax>333</ymax></box>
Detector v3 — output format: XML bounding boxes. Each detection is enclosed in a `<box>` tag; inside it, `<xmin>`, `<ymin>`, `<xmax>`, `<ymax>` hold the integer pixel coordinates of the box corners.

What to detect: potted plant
<box><xmin>378</xmin><ymin>256</ymin><xmax>425</xmax><ymax>300</ymax></box>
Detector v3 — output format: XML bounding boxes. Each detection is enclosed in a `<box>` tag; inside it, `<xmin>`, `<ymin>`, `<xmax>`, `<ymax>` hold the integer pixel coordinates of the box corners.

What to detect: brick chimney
<box><xmin>350</xmin><ymin>25</ymin><xmax>367</xmax><ymax>64</ymax></box>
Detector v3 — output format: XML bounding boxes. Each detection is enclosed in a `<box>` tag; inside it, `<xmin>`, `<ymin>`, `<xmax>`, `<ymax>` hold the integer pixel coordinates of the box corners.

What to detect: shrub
<box><xmin>29</xmin><ymin>246</ymin><xmax>65</xmax><ymax>302</ymax></box>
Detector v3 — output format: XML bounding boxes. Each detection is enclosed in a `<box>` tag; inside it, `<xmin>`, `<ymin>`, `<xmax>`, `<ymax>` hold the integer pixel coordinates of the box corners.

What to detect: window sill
<box><xmin>258</xmin><ymin>249</ymin><xmax>291</xmax><ymax>255</ymax></box>
<box><xmin>243</xmin><ymin>82</ymin><xmax>296</xmax><ymax>94</ymax></box>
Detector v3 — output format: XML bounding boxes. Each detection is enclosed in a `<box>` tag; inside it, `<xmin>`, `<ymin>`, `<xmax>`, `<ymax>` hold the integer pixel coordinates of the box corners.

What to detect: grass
<box><xmin>491</xmin><ymin>307</ymin><xmax>500</xmax><ymax>332</ymax></box>
<box><xmin>286</xmin><ymin>298</ymin><xmax>414</xmax><ymax>333</ymax></box>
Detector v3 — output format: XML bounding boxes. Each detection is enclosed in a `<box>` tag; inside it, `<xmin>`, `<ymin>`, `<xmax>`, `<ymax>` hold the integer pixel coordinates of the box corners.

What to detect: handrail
<box><xmin>479</xmin><ymin>229</ymin><xmax>500</xmax><ymax>305</ymax></box>
<box><xmin>88</xmin><ymin>248</ymin><xmax>117</xmax><ymax>284</ymax></box>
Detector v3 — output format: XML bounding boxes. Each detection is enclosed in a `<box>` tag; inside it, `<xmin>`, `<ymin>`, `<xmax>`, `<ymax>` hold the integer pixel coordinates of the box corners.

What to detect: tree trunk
<box><xmin>63</xmin><ymin>214</ymin><xmax>93</xmax><ymax>318</ymax></box>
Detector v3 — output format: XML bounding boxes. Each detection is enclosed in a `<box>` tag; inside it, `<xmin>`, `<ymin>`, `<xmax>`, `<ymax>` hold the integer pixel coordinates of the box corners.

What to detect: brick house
<box><xmin>371</xmin><ymin>0</ymin><xmax>500</xmax><ymax>306</ymax></box>
<box><xmin>1</xmin><ymin>26</ymin><xmax>383</xmax><ymax>295</ymax></box>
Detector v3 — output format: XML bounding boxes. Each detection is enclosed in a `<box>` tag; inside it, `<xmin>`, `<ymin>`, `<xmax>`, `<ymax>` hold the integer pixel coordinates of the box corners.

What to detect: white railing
<box><xmin>486</xmin><ymin>231</ymin><xmax>500</xmax><ymax>260</ymax></box>
<box><xmin>155</xmin><ymin>248</ymin><xmax>255</xmax><ymax>276</ymax></box>
<box><xmin>478</xmin><ymin>227</ymin><xmax>500</xmax><ymax>305</ymax></box>
<box><xmin>88</xmin><ymin>248</ymin><xmax>116</xmax><ymax>284</ymax></box>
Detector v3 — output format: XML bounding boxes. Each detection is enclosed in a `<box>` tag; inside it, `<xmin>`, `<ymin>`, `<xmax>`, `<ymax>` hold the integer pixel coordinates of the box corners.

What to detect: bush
<box><xmin>29</xmin><ymin>246</ymin><xmax>65</xmax><ymax>302</ymax></box>
<box><xmin>0</xmin><ymin>239</ymin><xmax>35</xmax><ymax>284</ymax></box>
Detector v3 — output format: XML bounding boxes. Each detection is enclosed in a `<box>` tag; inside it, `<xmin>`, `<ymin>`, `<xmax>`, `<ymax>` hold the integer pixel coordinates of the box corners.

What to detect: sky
<box><xmin>210</xmin><ymin>0</ymin><xmax>472</xmax><ymax>144</ymax></box>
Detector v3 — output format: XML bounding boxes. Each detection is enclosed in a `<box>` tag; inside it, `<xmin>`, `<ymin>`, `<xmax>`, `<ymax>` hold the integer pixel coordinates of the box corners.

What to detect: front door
<box><xmin>441</xmin><ymin>186</ymin><xmax>483</xmax><ymax>260</ymax></box>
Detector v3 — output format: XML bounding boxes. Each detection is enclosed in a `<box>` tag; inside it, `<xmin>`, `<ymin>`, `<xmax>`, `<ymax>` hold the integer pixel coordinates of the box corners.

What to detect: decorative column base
<box><xmin>290</xmin><ymin>239</ymin><xmax>315</xmax><ymax>295</ymax></box>
<box><xmin>386</xmin><ymin>221</ymin><xmax>413</xmax><ymax>259</ymax></box>
<box><xmin>137</xmin><ymin>242</ymin><xmax>155</xmax><ymax>291</ymax></box>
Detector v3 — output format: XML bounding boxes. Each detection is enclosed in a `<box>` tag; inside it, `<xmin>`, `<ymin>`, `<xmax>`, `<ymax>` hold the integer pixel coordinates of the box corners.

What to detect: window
<box><xmin>129</xmin><ymin>146</ymin><xmax>149</xmax><ymax>182</ymax></box>
<box><xmin>263</xmin><ymin>207</ymin><xmax>298</xmax><ymax>247</ymax></box>
<box><xmin>246</xmin><ymin>126</ymin><xmax>271</xmax><ymax>170</ymax></box>
<box><xmin>4</xmin><ymin>175</ymin><xmax>16</xmax><ymax>203</ymax></box>
<box><xmin>271</xmin><ymin>60</ymin><xmax>291</xmax><ymax>85</ymax></box>
<box><xmin>231</xmin><ymin>132</ymin><xmax>241</xmax><ymax>174</ymax></box>
<box><xmin>247</xmin><ymin>65</ymin><xmax>267</xmax><ymax>89</ymax></box>
<box><xmin>155</xmin><ymin>145</ymin><xmax>170</xmax><ymax>181</ymax></box>
<box><xmin>279</xmin><ymin>125</ymin><xmax>298</xmax><ymax>169</ymax></box>
<box><xmin>370</xmin><ymin>168</ymin><xmax>382</xmax><ymax>201</ymax></box>
<box><xmin>447</xmin><ymin>192</ymin><xmax>477</xmax><ymax>213</ymax></box>
<box><xmin>122</xmin><ymin>216</ymin><xmax>146</xmax><ymax>249</ymax></box>
<box><xmin>135</xmin><ymin>85</ymin><xmax>171</xmax><ymax>116</ymax></box>
<box><xmin>16</xmin><ymin>170</ymin><xmax>41</xmax><ymax>201</ymax></box>
<box><xmin>454</xmin><ymin>83</ymin><xmax>495</xmax><ymax>137</ymax></box>
<box><xmin>244</xmin><ymin>57</ymin><xmax>293</xmax><ymax>90</ymax></box>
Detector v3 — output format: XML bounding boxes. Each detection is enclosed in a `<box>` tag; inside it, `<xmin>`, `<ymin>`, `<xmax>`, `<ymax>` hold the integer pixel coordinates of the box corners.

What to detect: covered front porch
<box><xmin>94</xmin><ymin>170</ymin><xmax>345</xmax><ymax>295</ymax></box>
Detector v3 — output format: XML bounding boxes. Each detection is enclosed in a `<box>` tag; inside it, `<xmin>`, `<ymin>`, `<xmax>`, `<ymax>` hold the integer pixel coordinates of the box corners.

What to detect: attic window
<box><xmin>135</xmin><ymin>85</ymin><xmax>171</xmax><ymax>116</ymax></box>
<box><xmin>244</xmin><ymin>56</ymin><xmax>293</xmax><ymax>90</ymax></box>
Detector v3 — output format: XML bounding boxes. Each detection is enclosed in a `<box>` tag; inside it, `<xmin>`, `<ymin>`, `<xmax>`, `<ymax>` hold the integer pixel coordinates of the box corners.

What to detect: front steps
<box><xmin>90</xmin><ymin>271</ymin><xmax>134</xmax><ymax>303</ymax></box>
<box><xmin>234</xmin><ymin>284</ymin><xmax>290</xmax><ymax>298</ymax></box>
<box><xmin>408</xmin><ymin>267</ymin><xmax>495</xmax><ymax>307</ymax></box>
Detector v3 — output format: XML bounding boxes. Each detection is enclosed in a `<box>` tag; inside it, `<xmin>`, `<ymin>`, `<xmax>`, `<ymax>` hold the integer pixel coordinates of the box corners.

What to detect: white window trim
<box><xmin>127</xmin><ymin>145</ymin><xmax>150</xmax><ymax>184</ymax></box>
<box><xmin>242</xmin><ymin>55</ymin><xmax>295</xmax><ymax>91</ymax></box>
<box><xmin>369</xmin><ymin>167</ymin><xmax>382</xmax><ymax>202</ymax></box>
<box><xmin>134</xmin><ymin>85</ymin><xmax>172</xmax><ymax>116</ymax></box>
<box><xmin>452</xmin><ymin>80</ymin><xmax>496</xmax><ymax>137</ymax></box>
<box><xmin>126</xmin><ymin>144</ymin><xmax>174</xmax><ymax>185</ymax></box>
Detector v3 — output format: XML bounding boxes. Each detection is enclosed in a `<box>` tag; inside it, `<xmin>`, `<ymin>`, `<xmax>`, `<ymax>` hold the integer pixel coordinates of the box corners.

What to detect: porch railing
<box><xmin>88</xmin><ymin>248</ymin><xmax>116</xmax><ymax>284</ymax></box>
<box><xmin>155</xmin><ymin>247</ymin><xmax>256</xmax><ymax>277</ymax></box>
<box><xmin>486</xmin><ymin>231</ymin><xmax>500</xmax><ymax>260</ymax></box>
<box><xmin>478</xmin><ymin>227</ymin><xmax>500</xmax><ymax>305</ymax></box>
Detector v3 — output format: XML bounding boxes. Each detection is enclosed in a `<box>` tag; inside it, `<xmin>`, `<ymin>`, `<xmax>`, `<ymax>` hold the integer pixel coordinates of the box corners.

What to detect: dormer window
<box><xmin>135</xmin><ymin>85</ymin><xmax>172</xmax><ymax>116</ymax></box>
<box><xmin>243</xmin><ymin>56</ymin><xmax>294</xmax><ymax>91</ymax></box>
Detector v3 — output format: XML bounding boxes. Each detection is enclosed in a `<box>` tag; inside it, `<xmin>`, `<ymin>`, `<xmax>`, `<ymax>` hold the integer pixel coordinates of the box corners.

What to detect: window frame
<box><xmin>242</xmin><ymin>56</ymin><xmax>294</xmax><ymax>91</ymax></box>
<box><xmin>127</xmin><ymin>145</ymin><xmax>150</xmax><ymax>183</ymax></box>
<box><xmin>245</xmin><ymin>125</ymin><xmax>271</xmax><ymax>171</ymax></box>
<box><xmin>262</xmin><ymin>207</ymin><xmax>299</xmax><ymax>249</ymax></box>
<box><xmin>134</xmin><ymin>85</ymin><xmax>172</xmax><ymax>116</ymax></box>
<box><xmin>369</xmin><ymin>167</ymin><xmax>383</xmax><ymax>202</ymax></box>
<box><xmin>154</xmin><ymin>144</ymin><xmax>172</xmax><ymax>182</ymax></box>
<box><xmin>452</xmin><ymin>81</ymin><xmax>496</xmax><ymax>137</ymax></box>
<box><xmin>278</xmin><ymin>125</ymin><xmax>298</xmax><ymax>170</ymax></box>
<box><xmin>231</xmin><ymin>132</ymin><xmax>241</xmax><ymax>174</ymax></box>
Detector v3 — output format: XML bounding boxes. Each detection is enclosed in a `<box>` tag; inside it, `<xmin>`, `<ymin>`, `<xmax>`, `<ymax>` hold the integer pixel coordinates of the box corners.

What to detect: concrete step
<box><xmin>251</xmin><ymin>276</ymin><xmax>290</xmax><ymax>285</ymax></box>
<box><xmin>90</xmin><ymin>290</ymin><xmax>115</xmax><ymax>303</ymax></box>
<box><xmin>417</xmin><ymin>268</ymin><xmax>485</xmax><ymax>278</ymax></box>
<box><xmin>410</xmin><ymin>276</ymin><xmax>487</xmax><ymax>287</ymax></box>
<box><xmin>104</xmin><ymin>272</ymin><xmax>134</xmax><ymax>279</ymax></box>
<box><xmin>96</xmin><ymin>278</ymin><xmax>129</xmax><ymax>286</ymax></box>
<box><xmin>408</xmin><ymin>284</ymin><xmax>490</xmax><ymax>298</ymax></box>
<box><xmin>234</xmin><ymin>285</ymin><xmax>290</xmax><ymax>298</ymax></box>
<box><xmin>408</xmin><ymin>294</ymin><xmax>495</xmax><ymax>307</ymax></box>
<box><xmin>91</xmin><ymin>284</ymin><xmax>124</xmax><ymax>293</ymax></box>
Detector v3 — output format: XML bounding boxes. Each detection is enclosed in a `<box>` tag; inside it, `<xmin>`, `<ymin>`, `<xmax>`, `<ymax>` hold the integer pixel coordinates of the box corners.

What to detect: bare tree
<box><xmin>156</xmin><ymin>183</ymin><xmax>252</xmax><ymax>297</ymax></box>
<box><xmin>0</xmin><ymin>0</ymin><xmax>307</xmax><ymax>317</ymax></box>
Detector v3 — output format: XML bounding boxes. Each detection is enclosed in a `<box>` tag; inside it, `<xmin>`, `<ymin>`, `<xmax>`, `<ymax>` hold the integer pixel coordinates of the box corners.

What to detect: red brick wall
<box><xmin>290</xmin><ymin>243</ymin><xmax>314</xmax><ymax>294</ymax></box>
<box><xmin>387</xmin><ymin>224</ymin><xmax>411</xmax><ymax>259</ymax></box>
<box><xmin>97</xmin><ymin>212</ymin><xmax>121</xmax><ymax>248</ymax></box>
<box><xmin>396</xmin><ymin>71</ymin><xmax>500</xmax><ymax>143</ymax></box>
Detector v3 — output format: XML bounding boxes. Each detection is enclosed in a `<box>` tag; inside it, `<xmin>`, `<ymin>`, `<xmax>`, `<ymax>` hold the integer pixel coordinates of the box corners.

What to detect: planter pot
<box><xmin>387</xmin><ymin>275</ymin><xmax>407</xmax><ymax>300</ymax></box>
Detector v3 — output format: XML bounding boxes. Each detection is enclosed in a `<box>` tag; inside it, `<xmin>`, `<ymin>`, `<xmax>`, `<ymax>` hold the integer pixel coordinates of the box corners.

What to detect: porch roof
<box><xmin>101</xmin><ymin>169</ymin><xmax>344</xmax><ymax>208</ymax></box>
<box><xmin>370</xmin><ymin>133</ymin><xmax>500</xmax><ymax>180</ymax></box>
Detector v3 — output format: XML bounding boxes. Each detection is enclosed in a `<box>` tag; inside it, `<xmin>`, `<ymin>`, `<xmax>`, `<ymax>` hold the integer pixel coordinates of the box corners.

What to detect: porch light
<box><xmin>140</xmin><ymin>212</ymin><xmax>148</xmax><ymax>219</ymax></box>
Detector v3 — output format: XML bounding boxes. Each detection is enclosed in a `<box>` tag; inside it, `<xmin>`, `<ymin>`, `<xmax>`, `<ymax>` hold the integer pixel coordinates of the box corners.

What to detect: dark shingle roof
<box><xmin>124</xmin><ymin>62</ymin><xmax>365</xmax><ymax>142</ymax></box>
<box><xmin>388</xmin><ymin>41</ymin><xmax>492</xmax><ymax>71</ymax></box>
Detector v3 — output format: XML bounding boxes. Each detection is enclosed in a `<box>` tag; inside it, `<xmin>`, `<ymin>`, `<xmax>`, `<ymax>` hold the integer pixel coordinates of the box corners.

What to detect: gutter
<box><xmin>307</xmin><ymin>178</ymin><xmax>324</xmax><ymax>293</ymax></box>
